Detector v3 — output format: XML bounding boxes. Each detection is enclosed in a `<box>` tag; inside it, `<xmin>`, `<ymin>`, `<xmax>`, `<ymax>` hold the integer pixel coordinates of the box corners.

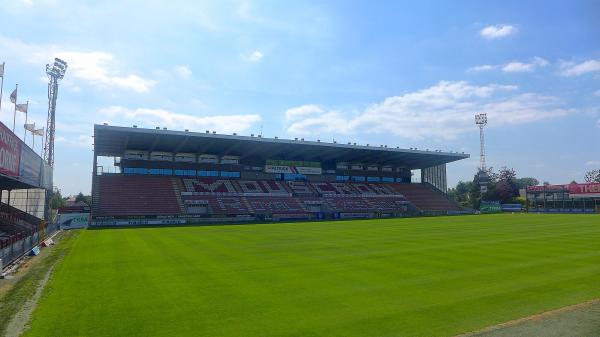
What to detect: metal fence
<box><xmin>1</xmin><ymin>223</ymin><xmax>59</xmax><ymax>270</ymax></box>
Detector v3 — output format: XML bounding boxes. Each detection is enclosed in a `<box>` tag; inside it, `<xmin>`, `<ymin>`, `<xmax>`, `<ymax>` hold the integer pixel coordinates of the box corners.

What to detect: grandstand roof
<box><xmin>94</xmin><ymin>124</ymin><xmax>469</xmax><ymax>169</ymax></box>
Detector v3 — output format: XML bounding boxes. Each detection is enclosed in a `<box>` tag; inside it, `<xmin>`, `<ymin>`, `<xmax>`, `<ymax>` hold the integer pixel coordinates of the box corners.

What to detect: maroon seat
<box><xmin>96</xmin><ymin>175</ymin><xmax>182</xmax><ymax>216</ymax></box>
<box><xmin>390</xmin><ymin>183</ymin><xmax>460</xmax><ymax>211</ymax></box>
<box><xmin>246</xmin><ymin>197</ymin><xmax>305</xmax><ymax>213</ymax></box>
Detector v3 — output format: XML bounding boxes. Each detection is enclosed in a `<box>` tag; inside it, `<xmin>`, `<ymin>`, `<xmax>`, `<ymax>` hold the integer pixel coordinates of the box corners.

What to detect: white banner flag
<box><xmin>10</xmin><ymin>87</ymin><xmax>17</xmax><ymax>103</ymax></box>
<box><xmin>16</xmin><ymin>102</ymin><xmax>28</xmax><ymax>113</ymax></box>
<box><xmin>25</xmin><ymin>123</ymin><xmax>36</xmax><ymax>132</ymax></box>
<box><xmin>33</xmin><ymin>128</ymin><xmax>44</xmax><ymax>136</ymax></box>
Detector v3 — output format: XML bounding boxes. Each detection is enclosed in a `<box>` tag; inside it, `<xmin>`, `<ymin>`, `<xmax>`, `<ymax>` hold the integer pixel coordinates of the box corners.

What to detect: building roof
<box><xmin>94</xmin><ymin>124</ymin><xmax>469</xmax><ymax>169</ymax></box>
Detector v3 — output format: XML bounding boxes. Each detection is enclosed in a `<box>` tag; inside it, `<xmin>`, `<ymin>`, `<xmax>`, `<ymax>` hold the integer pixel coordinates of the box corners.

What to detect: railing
<box><xmin>1</xmin><ymin>202</ymin><xmax>58</xmax><ymax>270</ymax></box>
<box><xmin>1</xmin><ymin>223</ymin><xmax>59</xmax><ymax>270</ymax></box>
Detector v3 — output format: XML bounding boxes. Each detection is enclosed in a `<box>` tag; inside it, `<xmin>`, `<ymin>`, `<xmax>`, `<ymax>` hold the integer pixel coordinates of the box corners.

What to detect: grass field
<box><xmin>23</xmin><ymin>214</ymin><xmax>600</xmax><ymax>337</ymax></box>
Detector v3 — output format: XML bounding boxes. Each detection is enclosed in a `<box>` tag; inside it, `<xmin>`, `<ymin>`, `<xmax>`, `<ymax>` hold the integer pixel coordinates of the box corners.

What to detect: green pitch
<box><xmin>25</xmin><ymin>214</ymin><xmax>600</xmax><ymax>337</ymax></box>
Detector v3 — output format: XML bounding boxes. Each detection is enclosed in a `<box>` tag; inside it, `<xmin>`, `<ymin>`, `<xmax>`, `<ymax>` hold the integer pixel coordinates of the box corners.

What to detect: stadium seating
<box><xmin>260</xmin><ymin>180</ymin><xmax>291</xmax><ymax>194</ymax></box>
<box><xmin>309</xmin><ymin>182</ymin><xmax>398</xmax><ymax>196</ymax></box>
<box><xmin>0</xmin><ymin>202</ymin><xmax>42</xmax><ymax>248</ymax></box>
<box><xmin>95</xmin><ymin>175</ymin><xmax>461</xmax><ymax>219</ymax></box>
<box><xmin>286</xmin><ymin>181</ymin><xmax>316</xmax><ymax>196</ymax></box>
<box><xmin>246</xmin><ymin>197</ymin><xmax>306</xmax><ymax>213</ymax></box>
<box><xmin>95</xmin><ymin>175</ymin><xmax>182</xmax><ymax>216</ymax></box>
<box><xmin>209</xmin><ymin>196</ymin><xmax>252</xmax><ymax>214</ymax></box>
<box><xmin>390</xmin><ymin>183</ymin><xmax>460</xmax><ymax>211</ymax></box>
<box><xmin>323</xmin><ymin>197</ymin><xmax>371</xmax><ymax>212</ymax></box>
<box><xmin>183</xmin><ymin>178</ymin><xmax>238</xmax><ymax>194</ymax></box>
<box><xmin>236</xmin><ymin>180</ymin><xmax>266</xmax><ymax>193</ymax></box>
<box><xmin>235</xmin><ymin>180</ymin><xmax>292</xmax><ymax>195</ymax></box>
<box><xmin>364</xmin><ymin>197</ymin><xmax>409</xmax><ymax>212</ymax></box>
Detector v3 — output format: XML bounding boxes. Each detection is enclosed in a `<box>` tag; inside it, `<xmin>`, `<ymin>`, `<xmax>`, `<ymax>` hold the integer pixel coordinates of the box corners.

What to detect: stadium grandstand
<box><xmin>0</xmin><ymin>121</ymin><xmax>56</xmax><ymax>268</ymax></box>
<box><xmin>92</xmin><ymin>124</ymin><xmax>470</xmax><ymax>226</ymax></box>
<box><xmin>526</xmin><ymin>183</ymin><xmax>600</xmax><ymax>213</ymax></box>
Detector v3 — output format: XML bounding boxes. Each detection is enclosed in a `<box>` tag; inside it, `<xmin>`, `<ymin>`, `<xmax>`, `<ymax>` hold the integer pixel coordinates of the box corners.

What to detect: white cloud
<box><xmin>502</xmin><ymin>62</ymin><xmax>534</xmax><ymax>73</ymax></box>
<box><xmin>558</xmin><ymin>59</ymin><xmax>600</xmax><ymax>77</ymax></box>
<box><xmin>285</xmin><ymin>81</ymin><xmax>569</xmax><ymax>140</ymax></box>
<box><xmin>467</xmin><ymin>65</ymin><xmax>497</xmax><ymax>72</ymax></box>
<box><xmin>470</xmin><ymin>57</ymin><xmax>549</xmax><ymax>73</ymax></box>
<box><xmin>586</xmin><ymin>160</ymin><xmax>600</xmax><ymax>166</ymax></box>
<box><xmin>480</xmin><ymin>24</ymin><xmax>518</xmax><ymax>39</ymax></box>
<box><xmin>285</xmin><ymin>104</ymin><xmax>323</xmax><ymax>121</ymax></box>
<box><xmin>532</xmin><ymin>56</ymin><xmax>550</xmax><ymax>67</ymax></box>
<box><xmin>242</xmin><ymin>50</ymin><xmax>264</xmax><ymax>63</ymax></box>
<box><xmin>0</xmin><ymin>35</ymin><xmax>156</xmax><ymax>93</ymax></box>
<box><xmin>174</xmin><ymin>65</ymin><xmax>192</xmax><ymax>79</ymax></box>
<box><xmin>99</xmin><ymin>106</ymin><xmax>261</xmax><ymax>134</ymax></box>
<box><xmin>55</xmin><ymin>134</ymin><xmax>93</xmax><ymax>148</ymax></box>
<box><xmin>56</xmin><ymin>51</ymin><xmax>156</xmax><ymax>93</ymax></box>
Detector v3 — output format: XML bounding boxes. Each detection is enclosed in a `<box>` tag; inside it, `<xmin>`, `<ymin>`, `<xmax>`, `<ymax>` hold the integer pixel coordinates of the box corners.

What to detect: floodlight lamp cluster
<box><xmin>474</xmin><ymin>113</ymin><xmax>487</xmax><ymax>126</ymax></box>
<box><xmin>46</xmin><ymin>58</ymin><xmax>68</xmax><ymax>80</ymax></box>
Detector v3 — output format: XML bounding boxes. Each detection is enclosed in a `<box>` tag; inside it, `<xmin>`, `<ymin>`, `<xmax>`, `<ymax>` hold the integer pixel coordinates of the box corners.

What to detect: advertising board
<box><xmin>480</xmin><ymin>201</ymin><xmax>502</xmax><ymax>214</ymax></box>
<box><xmin>568</xmin><ymin>183</ymin><xmax>600</xmax><ymax>198</ymax></box>
<box><xmin>58</xmin><ymin>213</ymin><xmax>90</xmax><ymax>229</ymax></box>
<box><xmin>0</xmin><ymin>121</ymin><xmax>21</xmax><ymax>177</ymax></box>
<box><xmin>264</xmin><ymin>165</ymin><xmax>322</xmax><ymax>175</ymax></box>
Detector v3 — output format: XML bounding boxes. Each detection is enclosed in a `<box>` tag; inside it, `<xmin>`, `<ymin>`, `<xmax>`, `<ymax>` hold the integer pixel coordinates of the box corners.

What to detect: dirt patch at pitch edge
<box><xmin>458</xmin><ymin>297</ymin><xmax>600</xmax><ymax>337</ymax></box>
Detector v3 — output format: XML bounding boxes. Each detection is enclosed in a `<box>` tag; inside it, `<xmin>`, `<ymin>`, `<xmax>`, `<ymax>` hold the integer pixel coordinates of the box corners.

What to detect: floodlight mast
<box><xmin>44</xmin><ymin>58</ymin><xmax>67</xmax><ymax>168</ymax></box>
<box><xmin>475</xmin><ymin>113</ymin><xmax>487</xmax><ymax>172</ymax></box>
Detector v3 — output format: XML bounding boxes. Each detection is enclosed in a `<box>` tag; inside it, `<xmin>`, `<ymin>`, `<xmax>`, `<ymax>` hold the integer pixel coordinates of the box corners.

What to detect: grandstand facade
<box><xmin>0</xmin><ymin>121</ymin><xmax>55</xmax><ymax>268</ymax></box>
<box><xmin>92</xmin><ymin>124</ymin><xmax>470</xmax><ymax>225</ymax></box>
<box><xmin>526</xmin><ymin>183</ymin><xmax>600</xmax><ymax>213</ymax></box>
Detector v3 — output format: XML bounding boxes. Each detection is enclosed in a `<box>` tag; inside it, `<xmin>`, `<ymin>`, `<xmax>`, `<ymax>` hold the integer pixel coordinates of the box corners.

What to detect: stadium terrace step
<box><xmin>95</xmin><ymin>175</ymin><xmax>182</xmax><ymax>216</ymax></box>
<box><xmin>93</xmin><ymin>176</ymin><xmax>458</xmax><ymax>219</ymax></box>
<box><xmin>390</xmin><ymin>183</ymin><xmax>461</xmax><ymax>211</ymax></box>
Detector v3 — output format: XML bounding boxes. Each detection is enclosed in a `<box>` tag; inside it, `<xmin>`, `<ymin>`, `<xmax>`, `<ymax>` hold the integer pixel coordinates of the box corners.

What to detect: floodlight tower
<box><xmin>44</xmin><ymin>58</ymin><xmax>67</xmax><ymax>168</ymax></box>
<box><xmin>475</xmin><ymin>113</ymin><xmax>487</xmax><ymax>171</ymax></box>
<box><xmin>475</xmin><ymin>113</ymin><xmax>489</xmax><ymax>194</ymax></box>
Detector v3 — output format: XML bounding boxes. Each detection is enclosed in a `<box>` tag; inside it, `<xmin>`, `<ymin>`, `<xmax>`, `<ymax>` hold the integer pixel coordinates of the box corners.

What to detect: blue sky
<box><xmin>0</xmin><ymin>0</ymin><xmax>599</xmax><ymax>196</ymax></box>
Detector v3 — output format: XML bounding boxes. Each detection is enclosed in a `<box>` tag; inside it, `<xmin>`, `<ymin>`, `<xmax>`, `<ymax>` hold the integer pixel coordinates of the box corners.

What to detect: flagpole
<box><xmin>12</xmin><ymin>84</ymin><xmax>17</xmax><ymax>132</ymax></box>
<box><xmin>0</xmin><ymin>62</ymin><xmax>4</xmax><ymax>113</ymax></box>
<box><xmin>23</xmin><ymin>101</ymin><xmax>28</xmax><ymax>142</ymax></box>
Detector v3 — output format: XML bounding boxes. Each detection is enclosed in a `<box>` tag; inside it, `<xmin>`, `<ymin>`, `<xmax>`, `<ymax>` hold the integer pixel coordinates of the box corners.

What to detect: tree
<box><xmin>514</xmin><ymin>177</ymin><xmax>539</xmax><ymax>190</ymax></box>
<box><xmin>50</xmin><ymin>189</ymin><xmax>66</xmax><ymax>209</ymax></box>
<box><xmin>75</xmin><ymin>192</ymin><xmax>86</xmax><ymax>203</ymax></box>
<box><xmin>468</xmin><ymin>167</ymin><xmax>498</xmax><ymax>209</ymax></box>
<box><xmin>584</xmin><ymin>169</ymin><xmax>600</xmax><ymax>183</ymax></box>
<box><xmin>495</xmin><ymin>167</ymin><xmax>519</xmax><ymax>203</ymax></box>
<box><xmin>448</xmin><ymin>181</ymin><xmax>473</xmax><ymax>207</ymax></box>
<box><xmin>75</xmin><ymin>192</ymin><xmax>92</xmax><ymax>206</ymax></box>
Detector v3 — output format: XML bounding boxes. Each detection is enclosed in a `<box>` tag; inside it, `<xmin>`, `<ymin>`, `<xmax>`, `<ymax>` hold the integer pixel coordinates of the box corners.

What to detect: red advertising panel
<box><xmin>0</xmin><ymin>122</ymin><xmax>21</xmax><ymax>177</ymax></box>
<box><xmin>568</xmin><ymin>183</ymin><xmax>600</xmax><ymax>197</ymax></box>
<box><xmin>527</xmin><ymin>185</ymin><xmax>566</xmax><ymax>192</ymax></box>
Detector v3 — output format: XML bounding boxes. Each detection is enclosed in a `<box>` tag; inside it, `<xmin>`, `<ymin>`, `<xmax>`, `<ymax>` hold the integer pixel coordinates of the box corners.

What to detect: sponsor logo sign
<box><xmin>0</xmin><ymin>122</ymin><xmax>21</xmax><ymax>177</ymax></box>
<box><xmin>264</xmin><ymin>165</ymin><xmax>322</xmax><ymax>175</ymax></box>
<box><xmin>480</xmin><ymin>201</ymin><xmax>502</xmax><ymax>214</ymax></box>
<box><xmin>568</xmin><ymin>183</ymin><xmax>600</xmax><ymax>197</ymax></box>
<box><xmin>58</xmin><ymin>213</ymin><xmax>90</xmax><ymax>229</ymax></box>
<box><xmin>19</xmin><ymin>144</ymin><xmax>42</xmax><ymax>186</ymax></box>
<box><xmin>527</xmin><ymin>185</ymin><xmax>566</xmax><ymax>192</ymax></box>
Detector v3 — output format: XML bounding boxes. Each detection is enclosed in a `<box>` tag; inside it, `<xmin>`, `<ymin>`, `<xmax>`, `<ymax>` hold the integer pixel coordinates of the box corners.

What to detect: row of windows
<box><xmin>282</xmin><ymin>173</ymin><xmax>306</xmax><ymax>181</ymax></box>
<box><xmin>336</xmin><ymin>175</ymin><xmax>405</xmax><ymax>183</ymax></box>
<box><xmin>123</xmin><ymin>168</ymin><xmax>240</xmax><ymax>178</ymax></box>
<box><xmin>122</xmin><ymin>168</ymin><xmax>404</xmax><ymax>182</ymax></box>
<box><xmin>221</xmin><ymin>171</ymin><xmax>241</xmax><ymax>178</ymax></box>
